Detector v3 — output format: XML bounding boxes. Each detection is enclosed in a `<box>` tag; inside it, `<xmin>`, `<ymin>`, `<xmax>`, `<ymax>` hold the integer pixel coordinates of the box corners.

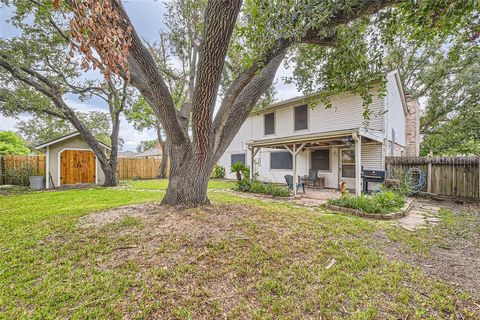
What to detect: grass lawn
<box><xmin>122</xmin><ymin>178</ymin><xmax>236</xmax><ymax>191</ymax></box>
<box><xmin>0</xmin><ymin>181</ymin><xmax>478</xmax><ymax>319</ymax></box>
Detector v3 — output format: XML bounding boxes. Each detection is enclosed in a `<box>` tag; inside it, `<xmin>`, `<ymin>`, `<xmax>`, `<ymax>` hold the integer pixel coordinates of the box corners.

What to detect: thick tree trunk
<box><xmin>156</xmin><ymin>142</ymin><xmax>168</xmax><ymax>179</ymax></box>
<box><xmin>161</xmin><ymin>144</ymin><xmax>214</xmax><ymax>207</ymax></box>
<box><xmin>103</xmin><ymin>166</ymin><xmax>118</xmax><ymax>186</ymax></box>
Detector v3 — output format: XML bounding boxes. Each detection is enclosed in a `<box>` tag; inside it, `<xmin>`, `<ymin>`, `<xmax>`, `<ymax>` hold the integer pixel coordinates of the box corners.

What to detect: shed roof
<box><xmin>35</xmin><ymin>132</ymin><xmax>111</xmax><ymax>150</ymax></box>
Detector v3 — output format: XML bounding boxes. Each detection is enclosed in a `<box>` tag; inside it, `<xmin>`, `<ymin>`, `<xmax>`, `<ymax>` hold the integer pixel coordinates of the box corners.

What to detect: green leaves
<box><xmin>0</xmin><ymin>131</ymin><xmax>30</xmax><ymax>155</ymax></box>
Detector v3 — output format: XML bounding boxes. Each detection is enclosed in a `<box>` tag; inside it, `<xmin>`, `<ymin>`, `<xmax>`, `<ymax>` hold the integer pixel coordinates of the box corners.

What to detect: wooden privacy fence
<box><xmin>0</xmin><ymin>155</ymin><xmax>164</xmax><ymax>185</ymax></box>
<box><xmin>117</xmin><ymin>157</ymin><xmax>163</xmax><ymax>180</ymax></box>
<box><xmin>0</xmin><ymin>155</ymin><xmax>45</xmax><ymax>185</ymax></box>
<box><xmin>386</xmin><ymin>156</ymin><xmax>480</xmax><ymax>200</ymax></box>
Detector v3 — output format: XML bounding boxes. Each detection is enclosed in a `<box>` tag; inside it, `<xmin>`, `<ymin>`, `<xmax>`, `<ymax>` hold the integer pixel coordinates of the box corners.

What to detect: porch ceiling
<box><xmin>246</xmin><ymin>128</ymin><xmax>378</xmax><ymax>149</ymax></box>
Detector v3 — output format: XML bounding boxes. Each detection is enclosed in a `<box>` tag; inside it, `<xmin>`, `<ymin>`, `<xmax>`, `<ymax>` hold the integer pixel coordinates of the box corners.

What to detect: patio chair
<box><xmin>304</xmin><ymin>169</ymin><xmax>320</xmax><ymax>190</ymax></box>
<box><xmin>284</xmin><ymin>175</ymin><xmax>305</xmax><ymax>193</ymax></box>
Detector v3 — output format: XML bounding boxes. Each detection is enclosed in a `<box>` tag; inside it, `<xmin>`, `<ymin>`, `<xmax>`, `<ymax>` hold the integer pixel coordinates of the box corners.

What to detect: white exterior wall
<box><xmin>221</xmin><ymin>142</ymin><xmax>383</xmax><ymax>188</ymax></box>
<box><xmin>385</xmin><ymin>71</ymin><xmax>406</xmax><ymax>153</ymax></box>
<box><xmin>218</xmin><ymin>75</ymin><xmax>407</xmax><ymax>187</ymax></box>
<box><xmin>250</xmin><ymin>91</ymin><xmax>384</xmax><ymax>141</ymax></box>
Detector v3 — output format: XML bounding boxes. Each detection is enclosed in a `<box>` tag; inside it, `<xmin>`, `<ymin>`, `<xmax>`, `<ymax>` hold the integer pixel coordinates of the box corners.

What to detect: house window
<box><xmin>270</xmin><ymin>151</ymin><xmax>292</xmax><ymax>169</ymax></box>
<box><xmin>231</xmin><ymin>153</ymin><xmax>246</xmax><ymax>165</ymax></box>
<box><xmin>294</xmin><ymin>105</ymin><xmax>308</xmax><ymax>131</ymax></box>
<box><xmin>264</xmin><ymin>112</ymin><xmax>275</xmax><ymax>135</ymax></box>
<box><xmin>311</xmin><ymin>149</ymin><xmax>330</xmax><ymax>171</ymax></box>
<box><xmin>341</xmin><ymin>149</ymin><xmax>356</xmax><ymax>178</ymax></box>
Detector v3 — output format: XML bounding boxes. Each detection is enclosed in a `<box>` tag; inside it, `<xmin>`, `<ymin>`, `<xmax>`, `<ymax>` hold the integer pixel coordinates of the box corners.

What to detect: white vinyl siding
<box><xmin>249</xmin><ymin>92</ymin><xmax>384</xmax><ymax>141</ymax></box>
<box><xmin>217</xmin><ymin>73</ymin><xmax>408</xmax><ymax>186</ymax></box>
<box><xmin>361</xmin><ymin>143</ymin><xmax>383</xmax><ymax>170</ymax></box>
<box><xmin>385</xmin><ymin>72</ymin><xmax>406</xmax><ymax>146</ymax></box>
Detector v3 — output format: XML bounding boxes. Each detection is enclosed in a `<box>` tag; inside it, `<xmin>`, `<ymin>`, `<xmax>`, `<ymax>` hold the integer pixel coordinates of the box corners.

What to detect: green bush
<box><xmin>5</xmin><ymin>164</ymin><xmax>37</xmax><ymax>186</ymax></box>
<box><xmin>233</xmin><ymin>179</ymin><xmax>290</xmax><ymax>197</ymax></box>
<box><xmin>328</xmin><ymin>191</ymin><xmax>406</xmax><ymax>214</ymax></box>
<box><xmin>211</xmin><ymin>164</ymin><xmax>226</xmax><ymax>179</ymax></box>
<box><xmin>230</xmin><ymin>162</ymin><xmax>249</xmax><ymax>181</ymax></box>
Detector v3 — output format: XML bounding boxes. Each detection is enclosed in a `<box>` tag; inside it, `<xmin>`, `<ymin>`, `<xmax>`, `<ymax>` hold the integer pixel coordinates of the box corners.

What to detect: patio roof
<box><xmin>246</xmin><ymin>128</ymin><xmax>381</xmax><ymax>149</ymax></box>
<box><xmin>247</xmin><ymin>129</ymin><xmax>373</xmax><ymax>197</ymax></box>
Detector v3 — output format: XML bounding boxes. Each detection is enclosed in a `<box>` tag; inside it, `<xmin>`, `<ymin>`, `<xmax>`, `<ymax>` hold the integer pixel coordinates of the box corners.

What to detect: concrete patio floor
<box><xmin>291</xmin><ymin>188</ymin><xmax>347</xmax><ymax>206</ymax></box>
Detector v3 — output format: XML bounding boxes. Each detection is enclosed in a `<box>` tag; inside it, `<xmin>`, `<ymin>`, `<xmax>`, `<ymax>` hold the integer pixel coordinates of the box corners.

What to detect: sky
<box><xmin>0</xmin><ymin>1</ymin><xmax>300</xmax><ymax>151</ymax></box>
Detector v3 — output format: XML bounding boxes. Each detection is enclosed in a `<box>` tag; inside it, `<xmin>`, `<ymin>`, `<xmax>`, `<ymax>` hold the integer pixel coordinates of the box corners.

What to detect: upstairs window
<box><xmin>294</xmin><ymin>105</ymin><xmax>308</xmax><ymax>131</ymax></box>
<box><xmin>264</xmin><ymin>112</ymin><xmax>275</xmax><ymax>135</ymax></box>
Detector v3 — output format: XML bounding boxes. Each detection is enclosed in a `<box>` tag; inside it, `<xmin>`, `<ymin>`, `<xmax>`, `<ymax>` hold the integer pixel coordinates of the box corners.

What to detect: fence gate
<box><xmin>60</xmin><ymin>150</ymin><xmax>96</xmax><ymax>185</ymax></box>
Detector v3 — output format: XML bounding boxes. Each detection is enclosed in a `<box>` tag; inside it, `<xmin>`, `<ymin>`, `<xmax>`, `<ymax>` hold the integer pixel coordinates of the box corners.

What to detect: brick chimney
<box><xmin>405</xmin><ymin>94</ymin><xmax>420</xmax><ymax>156</ymax></box>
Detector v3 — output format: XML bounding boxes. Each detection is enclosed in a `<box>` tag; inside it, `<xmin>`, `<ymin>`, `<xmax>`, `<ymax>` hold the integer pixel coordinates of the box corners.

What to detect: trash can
<box><xmin>29</xmin><ymin>176</ymin><xmax>45</xmax><ymax>190</ymax></box>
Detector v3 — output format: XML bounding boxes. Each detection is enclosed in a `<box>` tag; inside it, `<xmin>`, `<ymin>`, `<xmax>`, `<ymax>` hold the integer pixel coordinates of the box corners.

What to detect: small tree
<box><xmin>125</xmin><ymin>97</ymin><xmax>169</xmax><ymax>179</ymax></box>
<box><xmin>230</xmin><ymin>162</ymin><xmax>249</xmax><ymax>182</ymax></box>
<box><xmin>0</xmin><ymin>131</ymin><xmax>29</xmax><ymax>155</ymax></box>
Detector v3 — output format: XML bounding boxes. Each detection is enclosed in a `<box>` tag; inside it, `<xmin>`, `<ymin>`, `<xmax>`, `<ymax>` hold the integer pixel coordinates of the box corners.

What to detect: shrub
<box><xmin>328</xmin><ymin>191</ymin><xmax>406</xmax><ymax>214</ymax></box>
<box><xmin>230</xmin><ymin>162</ymin><xmax>249</xmax><ymax>181</ymax></box>
<box><xmin>211</xmin><ymin>164</ymin><xmax>226</xmax><ymax>179</ymax></box>
<box><xmin>5</xmin><ymin>164</ymin><xmax>37</xmax><ymax>186</ymax></box>
<box><xmin>233</xmin><ymin>179</ymin><xmax>290</xmax><ymax>197</ymax></box>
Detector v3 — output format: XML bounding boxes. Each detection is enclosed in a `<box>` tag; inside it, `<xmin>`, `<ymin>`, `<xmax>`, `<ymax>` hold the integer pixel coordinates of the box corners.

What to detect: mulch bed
<box><xmin>322</xmin><ymin>198</ymin><xmax>415</xmax><ymax>220</ymax></box>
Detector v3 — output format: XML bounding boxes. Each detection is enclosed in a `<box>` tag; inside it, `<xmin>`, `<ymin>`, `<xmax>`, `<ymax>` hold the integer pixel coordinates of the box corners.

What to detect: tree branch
<box><xmin>111</xmin><ymin>1</ymin><xmax>189</xmax><ymax>146</ymax></box>
<box><xmin>213</xmin><ymin>0</ymin><xmax>404</xmax><ymax>145</ymax></box>
<box><xmin>214</xmin><ymin>53</ymin><xmax>285</xmax><ymax>158</ymax></box>
<box><xmin>0</xmin><ymin>93</ymin><xmax>67</xmax><ymax>120</ymax></box>
<box><xmin>0</xmin><ymin>57</ymin><xmax>54</xmax><ymax>99</ymax></box>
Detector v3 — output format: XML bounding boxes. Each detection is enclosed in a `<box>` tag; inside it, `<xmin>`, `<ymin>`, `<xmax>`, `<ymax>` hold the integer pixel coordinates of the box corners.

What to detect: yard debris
<box><xmin>113</xmin><ymin>245</ymin><xmax>139</xmax><ymax>250</ymax></box>
<box><xmin>325</xmin><ymin>258</ymin><xmax>337</xmax><ymax>270</ymax></box>
<box><xmin>230</xmin><ymin>235</ymin><xmax>250</xmax><ymax>241</ymax></box>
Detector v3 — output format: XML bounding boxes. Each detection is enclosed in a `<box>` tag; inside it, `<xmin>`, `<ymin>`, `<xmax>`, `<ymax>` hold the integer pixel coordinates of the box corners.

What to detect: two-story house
<box><xmin>218</xmin><ymin>70</ymin><xmax>419</xmax><ymax>195</ymax></box>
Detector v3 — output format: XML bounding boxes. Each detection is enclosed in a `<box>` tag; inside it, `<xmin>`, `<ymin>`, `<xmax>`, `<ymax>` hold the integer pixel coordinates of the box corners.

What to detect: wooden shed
<box><xmin>36</xmin><ymin>132</ymin><xmax>111</xmax><ymax>189</ymax></box>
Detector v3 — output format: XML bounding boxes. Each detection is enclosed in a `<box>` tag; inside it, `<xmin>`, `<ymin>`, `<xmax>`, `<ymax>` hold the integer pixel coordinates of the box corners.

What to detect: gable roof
<box><xmin>253</xmin><ymin>69</ymin><xmax>408</xmax><ymax>116</ymax></box>
<box><xmin>119</xmin><ymin>147</ymin><xmax>163</xmax><ymax>158</ymax></box>
<box><xmin>387</xmin><ymin>69</ymin><xmax>408</xmax><ymax>116</ymax></box>
<box><xmin>35</xmin><ymin>131</ymin><xmax>111</xmax><ymax>150</ymax></box>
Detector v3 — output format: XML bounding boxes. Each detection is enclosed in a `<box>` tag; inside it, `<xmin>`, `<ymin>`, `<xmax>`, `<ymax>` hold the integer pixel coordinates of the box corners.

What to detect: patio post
<box><xmin>249</xmin><ymin>147</ymin><xmax>260</xmax><ymax>180</ymax></box>
<box><xmin>292</xmin><ymin>144</ymin><xmax>297</xmax><ymax>196</ymax></box>
<box><xmin>353</xmin><ymin>133</ymin><xmax>362</xmax><ymax>196</ymax></box>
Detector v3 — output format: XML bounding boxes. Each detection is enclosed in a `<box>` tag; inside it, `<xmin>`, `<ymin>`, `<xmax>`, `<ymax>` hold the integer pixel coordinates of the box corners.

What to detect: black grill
<box><xmin>361</xmin><ymin>169</ymin><xmax>385</xmax><ymax>193</ymax></box>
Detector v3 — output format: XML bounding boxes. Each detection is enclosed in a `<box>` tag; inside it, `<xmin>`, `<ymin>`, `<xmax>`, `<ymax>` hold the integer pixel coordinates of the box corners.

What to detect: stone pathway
<box><xmin>398</xmin><ymin>199</ymin><xmax>441</xmax><ymax>231</ymax></box>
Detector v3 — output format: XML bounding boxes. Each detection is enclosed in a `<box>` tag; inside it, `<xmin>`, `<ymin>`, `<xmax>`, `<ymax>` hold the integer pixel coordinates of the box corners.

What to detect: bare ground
<box><xmin>378</xmin><ymin>199</ymin><xmax>480</xmax><ymax>301</ymax></box>
<box><xmin>75</xmin><ymin>199</ymin><xmax>480</xmax><ymax>318</ymax></box>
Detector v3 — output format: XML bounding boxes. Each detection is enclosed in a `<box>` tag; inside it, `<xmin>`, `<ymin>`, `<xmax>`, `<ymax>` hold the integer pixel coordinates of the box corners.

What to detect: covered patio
<box><xmin>247</xmin><ymin>128</ymin><xmax>384</xmax><ymax>196</ymax></box>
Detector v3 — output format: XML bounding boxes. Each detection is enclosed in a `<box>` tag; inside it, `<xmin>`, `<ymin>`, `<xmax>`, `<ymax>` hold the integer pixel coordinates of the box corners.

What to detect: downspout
<box><xmin>352</xmin><ymin>132</ymin><xmax>362</xmax><ymax>196</ymax></box>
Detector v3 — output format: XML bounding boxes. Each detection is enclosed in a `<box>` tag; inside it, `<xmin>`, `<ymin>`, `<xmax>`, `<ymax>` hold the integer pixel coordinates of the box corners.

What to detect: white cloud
<box><xmin>273</xmin><ymin>63</ymin><xmax>302</xmax><ymax>101</ymax></box>
<box><xmin>119</xmin><ymin>115</ymin><xmax>157</xmax><ymax>151</ymax></box>
<box><xmin>0</xmin><ymin>114</ymin><xmax>32</xmax><ymax>131</ymax></box>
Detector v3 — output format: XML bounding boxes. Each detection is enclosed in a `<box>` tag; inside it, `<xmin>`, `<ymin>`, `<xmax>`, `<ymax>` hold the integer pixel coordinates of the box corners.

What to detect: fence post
<box><xmin>427</xmin><ymin>157</ymin><xmax>432</xmax><ymax>194</ymax></box>
<box><xmin>0</xmin><ymin>156</ymin><xmax>4</xmax><ymax>185</ymax></box>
